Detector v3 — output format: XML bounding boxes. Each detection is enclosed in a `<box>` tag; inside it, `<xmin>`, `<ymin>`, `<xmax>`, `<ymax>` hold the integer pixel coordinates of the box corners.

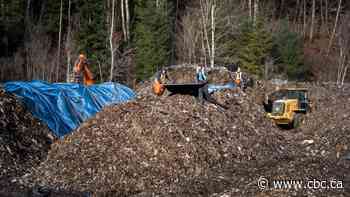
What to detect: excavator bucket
<box><xmin>164</xmin><ymin>82</ymin><xmax>207</xmax><ymax>96</ymax></box>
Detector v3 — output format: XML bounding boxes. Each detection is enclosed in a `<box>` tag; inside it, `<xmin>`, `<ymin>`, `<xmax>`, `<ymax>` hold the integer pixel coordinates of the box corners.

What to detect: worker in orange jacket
<box><xmin>73</xmin><ymin>54</ymin><xmax>94</xmax><ymax>85</ymax></box>
<box><xmin>152</xmin><ymin>69</ymin><xmax>168</xmax><ymax>96</ymax></box>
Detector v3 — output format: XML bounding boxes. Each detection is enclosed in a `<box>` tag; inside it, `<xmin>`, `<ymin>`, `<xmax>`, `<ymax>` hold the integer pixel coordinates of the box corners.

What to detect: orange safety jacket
<box><xmin>74</xmin><ymin>57</ymin><xmax>94</xmax><ymax>85</ymax></box>
<box><xmin>152</xmin><ymin>79</ymin><xmax>165</xmax><ymax>96</ymax></box>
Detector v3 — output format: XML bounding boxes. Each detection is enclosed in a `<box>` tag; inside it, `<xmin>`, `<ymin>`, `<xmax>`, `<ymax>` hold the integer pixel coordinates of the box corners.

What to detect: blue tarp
<box><xmin>4</xmin><ymin>80</ymin><xmax>135</xmax><ymax>138</ymax></box>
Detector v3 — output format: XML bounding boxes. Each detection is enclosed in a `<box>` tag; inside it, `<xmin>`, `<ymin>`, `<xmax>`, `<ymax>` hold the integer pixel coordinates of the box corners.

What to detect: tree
<box><xmin>210</xmin><ymin>0</ymin><xmax>216</xmax><ymax>68</ymax></box>
<box><xmin>273</xmin><ymin>20</ymin><xmax>305</xmax><ymax>79</ymax></box>
<box><xmin>237</xmin><ymin>19</ymin><xmax>272</xmax><ymax>76</ymax></box>
<box><xmin>253</xmin><ymin>0</ymin><xmax>259</xmax><ymax>25</ymax></box>
<box><xmin>336</xmin><ymin>13</ymin><xmax>350</xmax><ymax>86</ymax></box>
<box><xmin>121</xmin><ymin>0</ymin><xmax>126</xmax><ymax>42</ymax></box>
<box><xmin>199</xmin><ymin>0</ymin><xmax>218</xmax><ymax>67</ymax></box>
<box><xmin>75</xmin><ymin>0</ymin><xmax>109</xmax><ymax>81</ymax></box>
<box><xmin>133</xmin><ymin>0</ymin><xmax>173</xmax><ymax>80</ymax></box>
<box><xmin>56</xmin><ymin>0</ymin><xmax>63</xmax><ymax>82</ymax></box>
<box><xmin>176</xmin><ymin>7</ymin><xmax>201</xmax><ymax>64</ymax></box>
<box><xmin>109</xmin><ymin>0</ymin><xmax>116</xmax><ymax>81</ymax></box>
<box><xmin>327</xmin><ymin>0</ymin><xmax>342</xmax><ymax>55</ymax></box>
<box><xmin>310</xmin><ymin>0</ymin><xmax>315</xmax><ymax>41</ymax></box>
<box><xmin>65</xmin><ymin>0</ymin><xmax>72</xmax><ymax>82</ymax></box>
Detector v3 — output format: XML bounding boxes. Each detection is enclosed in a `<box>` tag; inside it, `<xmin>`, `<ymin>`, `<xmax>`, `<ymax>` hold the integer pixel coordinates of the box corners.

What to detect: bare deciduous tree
<box><xmin>310</xmin><ymin>0</ymin><xmax>315</xmax><ymax>41</ymax></box>
<box><xmin>66</xmin><ymin>0</ymin><xmax>72</xmax><ymax>82</ymax></box>
<box><xmin>121</xmin><ymin>0</ymin><xmax>126</xmax><ymax>41</ymax></box>
<box><xmin>248</xmin><ymin>0</ymin><xmax>252</xmax><ymax>20</ymax></box>
<box><xmin>199</xmin><ymin>0</ymin><xmax>217</xmax><ymax>67</ymax></box>
<box><xmin>109</xmin><ymin>0</ymin><xmax>115</xmax><ymax>81</ymax></box>
<box><xmin>125</xmin><ymin>0</ymin><xmax>130</xmax><ymax>41</ymax></box>
<box><xmin>25</xmin><ymin>25</ymin><xmax>52</xmax><ymax>81</ymax></box>
<box><xmin>302</xmin><ymin>0</ymin><xmax>307</xmax><ymax>37</ymax></box>
<box><xmin>210</xmin><ymin>0</ymin><xmax>216</xmax><ymax>68</ymax></box>
<box><xmin>336</xmin><ymin>14</ymin><xmax>350</xmax><ymax>86</ymax></box>
<box><xmin>253</xmin><ymin>0</ymin><xmax>259</xmax><ymax>25</ymax></box>
<box><xmin>176</xmin><ymin>8</ymin><xmax>201</xmax><ymax>64</ymax></box>
<box><xmin>327</xmin><ymin>0</ymin><xmax>342</xmax><ymax>55</ymax></box>
<box><xmin>176</xmin><ymin>0</ymin><xmax>242</xmax><ymax>66</ymax></box>
<box><xmin>56</xmin><ymin>0</ymin><xmax>63</xmax><ymax>82</ymax></box>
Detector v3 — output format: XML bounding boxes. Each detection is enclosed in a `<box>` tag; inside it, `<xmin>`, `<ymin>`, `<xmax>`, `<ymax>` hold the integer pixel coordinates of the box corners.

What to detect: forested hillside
<box><xmin>1</xmin><ymin>1</ymin><xmax>350</xmax><ymax>196</ymax></box>
<box><xmin>1</xmin><ymin>0</ymin><xmax>350</xmax><ymax>85</ymax></box>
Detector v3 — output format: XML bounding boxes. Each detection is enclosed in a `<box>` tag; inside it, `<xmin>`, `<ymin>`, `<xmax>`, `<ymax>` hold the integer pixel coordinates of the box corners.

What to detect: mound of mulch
<box><xmin>210</xmin><ymin>83</ymin><xmax>350</xmax><ymax>197</ymax></box>
<box><xmin>25</xmin><ymin>87</ymin><xmax>291</xmax><ymax>196</ymax></box>
<box><xmin>21</xmin><ymin>65</ymin><xmax>350</xmax><ymax>196</ymax></box>
<box><xmin>0</xmin><ymin>88</ymin><xmax>55</xmax><ymax>181</ymax></box>
<box><xmin>1</xmin><ymin>65</ymin><xmax>349</xmax><ymax>196</ymax></box>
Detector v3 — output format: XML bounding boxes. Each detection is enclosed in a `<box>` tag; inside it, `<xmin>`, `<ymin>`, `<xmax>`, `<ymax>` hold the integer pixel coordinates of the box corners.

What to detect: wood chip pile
<box><xmin>0</xmin><ymin>89</ymin><xmax>54</xmax><ymax>180</ymax></box>
<box><xmin>0</xmin><ymin>67</ymin><xmax>349</xmax><ymax>196</ymax></box>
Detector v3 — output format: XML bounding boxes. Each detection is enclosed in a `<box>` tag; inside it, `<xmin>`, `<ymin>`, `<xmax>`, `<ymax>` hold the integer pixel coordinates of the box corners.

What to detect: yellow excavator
<box><xmin>265</xmin><ymin>88</ymin><xmax>309</xmax><ymax>128</ymax></box>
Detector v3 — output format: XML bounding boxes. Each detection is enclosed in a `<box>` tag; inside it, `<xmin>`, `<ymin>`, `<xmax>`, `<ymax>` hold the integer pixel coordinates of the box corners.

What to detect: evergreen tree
<box><xmin>74</xmin><ymin>0</ymin><xmax>108</xmax><ymax>80</ymax></box>
<box><xmin>0</xmin><ymin>0</ymin><xmax>25</xmax><ymax>57</ymax></box>
<box><xmin>133</xmin><ymin>0</ymin><xmax>172</xmax><ymax>80</ymax></box>
<box><xmin>237</xmin><ymin>19</ymin><xmax>272</xmax><ymax>76</ymax></box>
<box><xmin>273</xmin><ymin>20</ymin><xmax>305</xmax><ymax>79</ymax></box>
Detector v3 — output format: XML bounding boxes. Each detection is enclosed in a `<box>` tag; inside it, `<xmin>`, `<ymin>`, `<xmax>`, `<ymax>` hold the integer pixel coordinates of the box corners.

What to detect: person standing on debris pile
<box><xmin>73</xmin><ymin>54</ymin><xmax>95</xmax><ymax>85</ymax></box>
<box><xmin>235</xmin><ymin>67</ymin><xmax>242</xmax><ymax>87</ymax></box>
<box><xmin>196</xmin><ymin>64</ymin><xmax>208</xmax><ymax>82</ymax></box>
<box><xmin>195</xmin><ymin>64</ymin><xmax>227</xmax><ymax>108</ymax></box>
<box><xmin>152</xmin><ymin>69</ymin><xmax>168</xmax><ymax>96</ymax></box>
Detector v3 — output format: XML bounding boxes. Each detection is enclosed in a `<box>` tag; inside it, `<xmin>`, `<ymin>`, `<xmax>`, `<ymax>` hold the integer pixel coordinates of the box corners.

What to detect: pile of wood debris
<box><xmin>25</xmin><ymin>88</ymin><xmax>289</xmax><ymax>196</ymax></box>
<box><xmin>0</xmin><ymin>66</ymin><xmax>349</xmax><ymax>196</ymax></box>
<box><xmin>0</xmin><ymin>88</ymin><xmax>54</xmax><ymax>181</ymax></box>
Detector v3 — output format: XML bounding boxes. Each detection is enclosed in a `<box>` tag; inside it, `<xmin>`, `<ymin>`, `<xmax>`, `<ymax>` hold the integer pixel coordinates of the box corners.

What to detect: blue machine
<box><xmin>207</xmin><ymin>82</ymin><xmax>236</xmax><ymax>94</ymax></box>
<box><xmin>5</xmin><ymin>80</ymin><xmax>135</xmax><ymax>138</ymax></box>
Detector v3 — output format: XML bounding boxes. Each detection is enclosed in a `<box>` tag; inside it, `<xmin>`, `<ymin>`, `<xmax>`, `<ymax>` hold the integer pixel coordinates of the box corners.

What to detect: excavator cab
<box><xmin>266</xmin><ymin>88</ymin><xmax>309</xmax><ymax>128</ymax></box>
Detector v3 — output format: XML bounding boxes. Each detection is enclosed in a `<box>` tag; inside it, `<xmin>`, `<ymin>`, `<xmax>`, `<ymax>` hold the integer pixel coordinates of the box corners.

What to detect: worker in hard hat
<box><xmin>73</xmin><ymin>54</ymin><xmax>95</xmax><ymax>85</ymax></box>
<box><xmin>152</xmin><ymin>69</ymin><xmax>168</xmax><ymax>96</ymax></box>
<box><xmin>235</xmin><ymin>67</ymin><xmax>242</xmax><ymax>87</ymax></box>
<box><xmin>196</xmin><ymin>64</ymin><xmax>207</xmax><ymax>82</ymax></box>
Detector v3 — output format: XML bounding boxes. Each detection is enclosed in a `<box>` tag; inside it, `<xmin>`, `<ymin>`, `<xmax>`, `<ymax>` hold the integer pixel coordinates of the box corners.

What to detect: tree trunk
<box><xmin>200</xmin><ymin>0</ymin><xmax>211</xmax><ymax>65</ymax></box>
<box><xmin>56</xmin><ymin>0</ymin><xmax>63</xmax><ymax>82</ymax></box>
<box><xmin>0</xmin><ymin>0</ymin><xmax>3</xmax><ymax>18</ymax></box>
<box><xmin>336</xmin><ymin>42</ymin><xmax>346</xmax><ymax>84</ymax></box>
<box><xmin>25</xmin><ymin>0</ymin><xmax>32</xmax><ymax>80</ymax></box>
<box><xmin>297</xmin><ymin>0</ymin><xmax>303</xmax><ymax>34</ymax></box>
<box><xmin>341</xmin><ymin>64</ymin><xmax>349</xmax><ymax>86</ymax></box>
<box><xmin>121</xmin><ymin>0</ymin><xmax>126</xmax><ymax>41</ymax></box>
<box><xmin>253</xmin><ymin>0</ymin><xmax>259</xmax><ymax>25</ymax></box>
<box><xmin>201</xmin><ymin>32</ymin><xmax>207</xmax><ymax>66</ymax></box>
<box><xmin>303</xmin><ymin>0</ymin><xmax>306</xmax><ymax>38</ymax></box>
<box><xmin>125</xmin><ymin>0</ymin><xmax>130</xmax><ymax>41</ymax></box>
<box><xmin>325</xmin><ymin>0</ymin><xmax>328</xmax><ymax>34</ymax></box>
<box><xmin>210</xmin><ymin>0</ymin><xmax>215</xmax><ymax>68</ymax></box>
<box><xmin>327</xmin><ymin>0</ymin><xmax>342</xmax><ymax>55</ymax></box>
<box><xmin>310</xmin><ymin>0</ymin><xmax>315</xmax><ymax>41</ymax></box>
<box><xmin>109</xmin><ymin>0</ymin><xmax>115</xmax><ymax>81</ymax></box>
<box><xmin>39</xmin><ymin>0</ymin><xmax>46</xmax><ymax>24</ymax></box>
<box><xmin>279</xmin><ymin>0</ymin><xmax>285</xmax><ymax>19</ymax></box>
<box><xmin>97</xmin><ymin>60</ymin><xmax>103</xmax><ymax>82</ymax></box>
<box><xmin>66</xmin><ymin>0</ymin><xmax>71</xmax><ymax>82</ymax></box>
<box><xmin>320</xmin><ymin>0</ymin><xmax>324</xmax><ymax>32</ymax></box>
<box><xmin>248</xmin><ymin>0</ymin><xmax>252</xmax><ymax>20</ymax></box>
<box><xmin>293</xmin><ymin>0</ymin><xmax>299</xmax><ymax>30</ymax></box>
